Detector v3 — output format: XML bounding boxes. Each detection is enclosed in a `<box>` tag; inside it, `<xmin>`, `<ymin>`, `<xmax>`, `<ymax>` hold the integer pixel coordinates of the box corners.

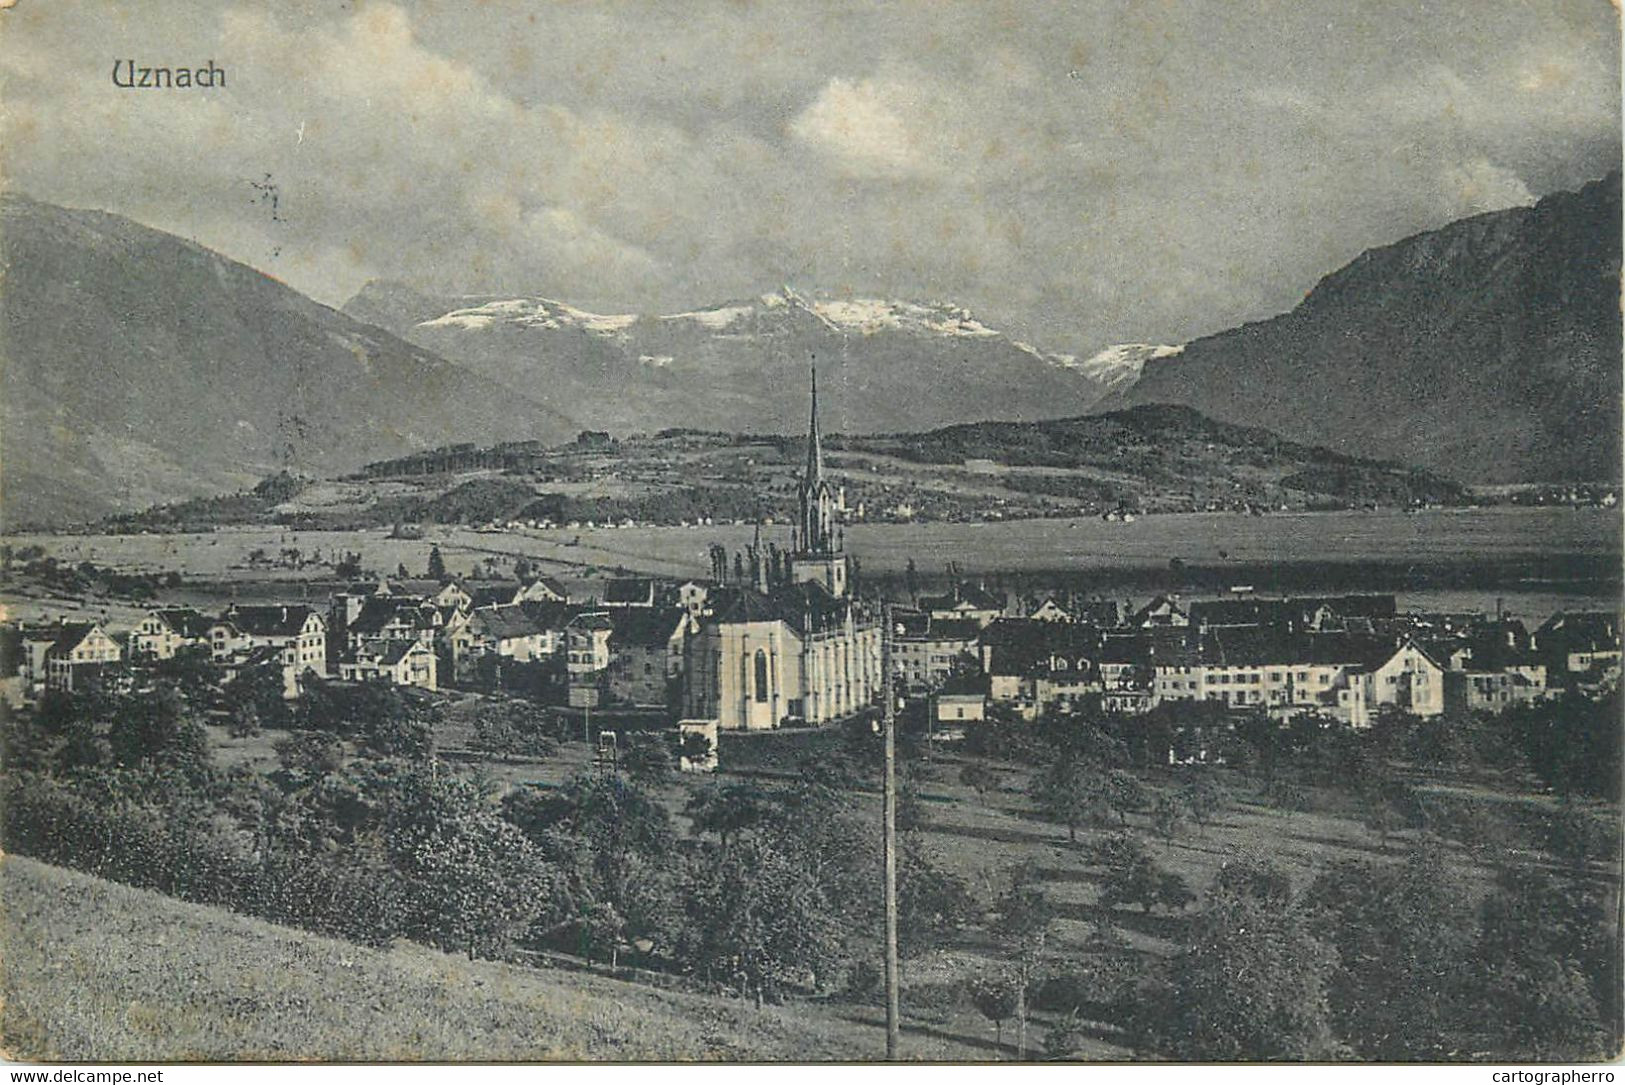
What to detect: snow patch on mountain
<box><xmin>660</xmin><ymin>303</ymin><xmax>756</xmax><ymax>330</ymax></box>
<box><xmin>1062</xmin><ymin>343</ymin><xmax>1185</xmax><ymax>391</ymax></box>
<box><xmin>419</xmin><ymin>298</ymin><xmax>637</xmax><ymax>335</ymax></box>
<box><xmin>810</xmin><ymin>298</ymin><xmax>1000</xmax><ymax>338</ymax></box>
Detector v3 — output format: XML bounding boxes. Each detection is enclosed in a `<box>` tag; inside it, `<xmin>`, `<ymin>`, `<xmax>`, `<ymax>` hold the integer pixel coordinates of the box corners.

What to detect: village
<box><xmin>5</xmin><ymin>376</ymin><xmax>1619</xmax><ymax>760</ymax></box>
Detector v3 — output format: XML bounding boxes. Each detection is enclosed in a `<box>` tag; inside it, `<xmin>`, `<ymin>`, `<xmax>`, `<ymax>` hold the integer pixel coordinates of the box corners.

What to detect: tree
<box><xmin>1213</xmin><ymin>856</ymin><xmax>1293</xmax><ymax>907</ymax></box>
<box><xmin>1029</xmin><ymin>751</ymin><xmax>1107</xmax><ymax>843</ymax></box>
<box><xmin>228</xmin><ymin>699</ymin><xmax>262</xmax><ymax>739</ymax></box>
<box><xmin>1362</xmin><ymin>797</ymin><xmax>1405</xmax><ymax>851</ymax></box>
<box><xmin>426</xmin><ymin>545</ymin><xmax>447</xmax><ymax>580</ymax></box>
<box><xmin>1302</xmin><ymin>845</ymin><xmax>1477</xmax><ymax>1059</ymax></box>
<box><xmin>678</xmin><ymin>730</ymin><xmax>713</xmax><ymax>769</ymax></box>
<box><xmin>385</xmin><ymin>769</ymin><xmax>552</xmax><ymax>959</ymax></box>
<box><xmin>959</xmin><ymin>761</ymin><xmax>999</xmax><ymax>803</ymax></box>
<box><xmin>273</xmin><ymin>730</ymin><xmax>344</xmax><ymax>780</ymax></box>
<box><xmin>1261</xmin><ymin>775</ymin><xmax>1310</xmax><ymax>815</ymax></box>
<box><xmin>107</xmin><ymin>686</ymin><xmax>211</xmax><ymax>779</ymax></box>
<box><xmin>1179</xmin><ymin>774</ymin><xmax>1230</xmax><ymax>830</ymax></box>
<box><xmin>680</xmin><ymin>828</ymin><xmax>847</xmax><ymax>1006</ymax></box>
<box><xmin>1542</xmin><ymin>803</ymin><xmax>1610</xmax><ymax>872</ymax></box>
<box><xmin>1131</xmin><ymin>882</ymin><xmax>1340</xmax><ymax>1060</ymax></box>
<box><xmin>1093</xmin><ymin>832</ymin><xmax>1189</xmax><ymax>914</ymax></box>
<box><xmin>1151</xmin><ymin>792</ymin><xmax>1189</xmax><ymax>843</ymax></box>
<box><xmin>620</xmin><ymin>733</ymin><xmax>674</xmax><ymax>787</ymax></box>
<box><xmin>897</xmin><ymin>832</ymin><xmax>976</xmax><ymax>956</ymax></box>
<box><xmin>1044</xmin><ymin>1009</ymin><xmax>1088</xmax><ymax>1061</ymax></box>
<box><xmin>685</xmin><ymin>783</ymin><xmax>771</xmax><ymax>849</ymax></box>
<box><xmin>1473</xmin><ymin>867</ymin><xmax>1616</xmax><ymax>1060</ymax></box>
<box><xmin>994</xmin><ymin>864</ymin><xmax>1054</xmax><ymax>1059</ymax></box>
<box><xmin>503</xmin><ymin>775</ymin><xmax>679</xmax><ymax>965</ymax></box>
<box><xmin>969</xmin><ymin>972</ymin><xmax>1020</xmax><ymax>1051</ymax></box>
<box><xmin>470</xmin><ymin>700</ymin><xmax>558</xmax><ymax>763</ymax></box>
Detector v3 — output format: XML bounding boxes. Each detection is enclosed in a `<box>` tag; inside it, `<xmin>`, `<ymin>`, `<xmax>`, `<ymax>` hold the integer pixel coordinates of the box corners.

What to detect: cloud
<box><xmin>1437</xmin><ymin>158</ymin><xmax>1537</xmax><ymax>217</ymax></box>
<box><xmin>1</xmin><ymin>0</ymin><xmax>1617</xmax><ymax>356</ymax></box>
<box><xmin>790</xmin><ymin>76</ymin><xmax>941</xmax><ymax>180</ymax></box>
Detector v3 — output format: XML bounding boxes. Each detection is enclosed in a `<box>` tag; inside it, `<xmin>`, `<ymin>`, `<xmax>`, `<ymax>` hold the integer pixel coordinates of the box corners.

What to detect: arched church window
<box><xmin>754</xmin><ymin>649</ymin><xmax>769</xmax><ymax>703</ymax></box>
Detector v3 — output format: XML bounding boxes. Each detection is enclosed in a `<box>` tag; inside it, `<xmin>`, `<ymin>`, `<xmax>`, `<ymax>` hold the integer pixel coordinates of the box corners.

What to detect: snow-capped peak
<box><xmin>1058</xmin><ymin>343</ymin><xmax>1185</xmax><ymax>391</ymax></box>
<box><xmin>419</xmin><ymin>297</ymin><xmax>637</xmax><ymax>335</ymax></box>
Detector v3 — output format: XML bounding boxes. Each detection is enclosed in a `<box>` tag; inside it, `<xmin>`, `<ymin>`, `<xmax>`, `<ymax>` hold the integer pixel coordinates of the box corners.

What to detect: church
<box><xmin>682</xmin><ymin>370</ymin><xmax>883</xmax><ymax>729</ymax></box>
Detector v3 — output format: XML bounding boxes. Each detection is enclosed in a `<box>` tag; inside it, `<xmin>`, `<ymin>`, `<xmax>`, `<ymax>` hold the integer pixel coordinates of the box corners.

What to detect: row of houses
<box><xmin>912</xmin><ymin>594</ymin><xmax>1620</xmax><ymax>728</ymax></box>
<box><xmin>7</xmin><ymin>574</ymin><xmax>705</xmax><ymax>710</ymax></box>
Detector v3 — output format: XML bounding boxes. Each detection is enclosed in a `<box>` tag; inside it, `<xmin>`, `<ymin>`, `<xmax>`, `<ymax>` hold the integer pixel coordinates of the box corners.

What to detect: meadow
<box><xmin>0</xmin><ymin>855</ymin><xmax>944</xmax><ymax>1062</ymax></box>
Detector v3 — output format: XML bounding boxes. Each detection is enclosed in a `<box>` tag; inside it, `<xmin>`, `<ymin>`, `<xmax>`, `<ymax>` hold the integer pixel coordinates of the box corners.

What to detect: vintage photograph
<box><xmin>0</xmin><ymin>0</ymin><xmax>1620</xmax><ymax>1065</ymax></box>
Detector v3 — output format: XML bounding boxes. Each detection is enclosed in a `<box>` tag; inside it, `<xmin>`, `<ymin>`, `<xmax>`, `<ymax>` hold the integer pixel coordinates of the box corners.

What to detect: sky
<box><xmin>2</xmin><ymin>0</ymin><xmax>1618</xmax><ymax>354</ymax></box>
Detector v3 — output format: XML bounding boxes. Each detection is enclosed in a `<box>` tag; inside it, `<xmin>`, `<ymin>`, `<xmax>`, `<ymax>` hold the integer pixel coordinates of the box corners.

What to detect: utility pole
<box><xmin>881</xmin><ymin>601</ymin><xmax>901</xmax><ymax>1060</ymax></box>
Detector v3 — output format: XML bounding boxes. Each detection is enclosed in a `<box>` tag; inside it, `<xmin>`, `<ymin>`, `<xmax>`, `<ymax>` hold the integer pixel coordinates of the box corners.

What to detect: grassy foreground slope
<box><xmin>0</xmin><ymin>856</ymin><xmax>890</xmax><ymax>1063</ymax></box>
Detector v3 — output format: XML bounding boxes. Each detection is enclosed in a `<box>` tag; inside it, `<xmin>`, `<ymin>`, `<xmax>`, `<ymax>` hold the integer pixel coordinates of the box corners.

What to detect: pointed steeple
<box><xmin>796</xmin><ymin>357</ymin><xmax>839</xmax><ymax>563</ymax></box>
<box><xmin>804</xmin><ymin>361</ymin><xmax>824</xmax><ymax>486</ymax></box>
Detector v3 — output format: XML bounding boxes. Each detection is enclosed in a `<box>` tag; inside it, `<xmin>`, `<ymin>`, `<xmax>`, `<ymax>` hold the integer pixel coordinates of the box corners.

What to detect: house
<box><xmin>210</xmin><ymin>604</ymin><xmax>327</xmax><ymax>677</ymax></box>
<box><xmin>1446</xmin><ymin>667</ymin><xmax>1548</xmax><ymax>713</ymax></box>
<box><xmin>1132</xmin><ymin>595</ymin><xmax>1189</xmax><ymax>629</ymax></box>
<box><xmin>1029</xmin><ymin>598</ymin><xmax>1072</xmax><ymax>622</ymax></box>
<box><xmin>17</xmin><ymin>625</ymin><xmax>64</xmax><ymax>694</ymax></box>
<box><xmin>1098</xmin><ymin>634</ymin><xmax>1154</xmax><ymax>701</ymax></box>
<box><xmin>602</xmin><ymin>578</ymin><xmax>656</xmax><ymax>608</ymax></box>
<box><xmin>514</xmin><ymin>576</ymin><xmax>570</xmax><ymax>604</ymax></box>
<box><xmin>455</xmin><ymin>604</ymin><xmax>561</xmax><ymax>683</ymax></box>
<box><xmin>382</xmin><ymin>579</ymin><xmax>474</xmax><ymax>612</ymax></box>
<box><xmin>927</xmin><ymin>671</ymin><xmax>988</xmax><ymax>740</ymax></box>
<box><xmin>918</xmin><ymin>583</ymin><xmax>1005</xmax><ymax>627</ymax></box>
<box><xmin>565</xmin><ymin>611</ymin><xmax>616</xmax><ymax>707</ymax></box>
<box><xmin>221</xmin><ymin>643</ymin><xmax>306</xmax><ymax>700</ymax></box>
<box><xmin>1335</xmin><ymin>639</ymin><xmax>1446</xmax><ymax>726</ymax></box>
<box><xmin>345</xmin><ymin>596</ymin><xmax>439</xmax><ymax>654</ymax></box>
<box><xmin>676</xmin><ymin>580</ymin><xmax>711</xmax><ymax>618</ymax></box>
<box><xmin>1186</xmin><ymin>595</ymin><xmax>1397</xmax><ymax>634</ymax></box>
<box><xmin>43</xmin><ymin>622</ymin><xmax>122</xmax><ymax>692</ymax></box>
<box><xmin>340</xmin><ymin>639</ymin><xmax>438</xmax><ymax>691</ymax></box>
<box><xmin>892</xmin><ymin>613</ymin><xmax>982</xmax><ymax>694</ymax></box>
<box><xmin>467</xmin><ymin>583</ymin><xmax>522</xmax><ymax>609</ymax></box>
<box><xmin>1144</xmin><ymin>629</ymin><xmax>1427</xmax><ymax>725</ymax></box>
<box><xmin>129</xmin><ymin>607</ymin><xmax>213</xmax><ymax>660</ymax></box>
<box><xmin>1535</xmin><ymin>611</ymin><xmax>1622</xmax><ymax>686</ymax></box>
<box><xmin>606</xmin><ymin>607</ymin><xmax>693</xmax><ymax>707</ymax></box>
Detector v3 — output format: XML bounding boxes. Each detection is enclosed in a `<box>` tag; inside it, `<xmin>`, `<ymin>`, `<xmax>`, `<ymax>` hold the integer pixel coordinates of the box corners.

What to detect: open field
<box><xmin>4</xmin><ymin>507</ymin><xmax>1617</xmax><ymax>621</ymax></box>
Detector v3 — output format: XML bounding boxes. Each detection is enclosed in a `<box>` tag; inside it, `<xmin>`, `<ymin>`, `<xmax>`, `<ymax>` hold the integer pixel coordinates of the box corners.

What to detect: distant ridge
<box><xmin>342</xmin><ymin>284</ymin><xmax>1118</xmax><ymax>439</ymax></box>
<box><xmin>0</xmin><ymin>195</ymin><xmax>577</xmax><ymax>525</ymax></box>
<box><xmin>1103</xmin><ymin>174</ymin><xmax>1622</xmax><ymax>483</ymax></box>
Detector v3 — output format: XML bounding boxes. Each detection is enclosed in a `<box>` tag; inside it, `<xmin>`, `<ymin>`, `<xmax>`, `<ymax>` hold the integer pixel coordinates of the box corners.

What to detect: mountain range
<box><xmin>1104</xmin><ymin>173</ymin><xmax>1622</xmax><ymax>484</ymax></box>
<box><xmin>2</xmin><ymin>172</ymin><xmax>1616</xmax><ymax>526</ymax></box>
<box><xmin>343</xmin><ymin>283</ymin><xmax>1117</xmax><ymax>438</ymax></box>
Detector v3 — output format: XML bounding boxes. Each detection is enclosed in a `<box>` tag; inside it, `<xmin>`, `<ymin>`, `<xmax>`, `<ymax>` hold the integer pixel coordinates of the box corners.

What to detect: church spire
<box><xmin>805</xmin><ymin>362</ymin><xmax>824</xmax><ymax>486</ymax></box>
<box><xmin>796</xmin><ymin>359</ymin><xmax>837</xmax><ymax>559</ymax></box>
